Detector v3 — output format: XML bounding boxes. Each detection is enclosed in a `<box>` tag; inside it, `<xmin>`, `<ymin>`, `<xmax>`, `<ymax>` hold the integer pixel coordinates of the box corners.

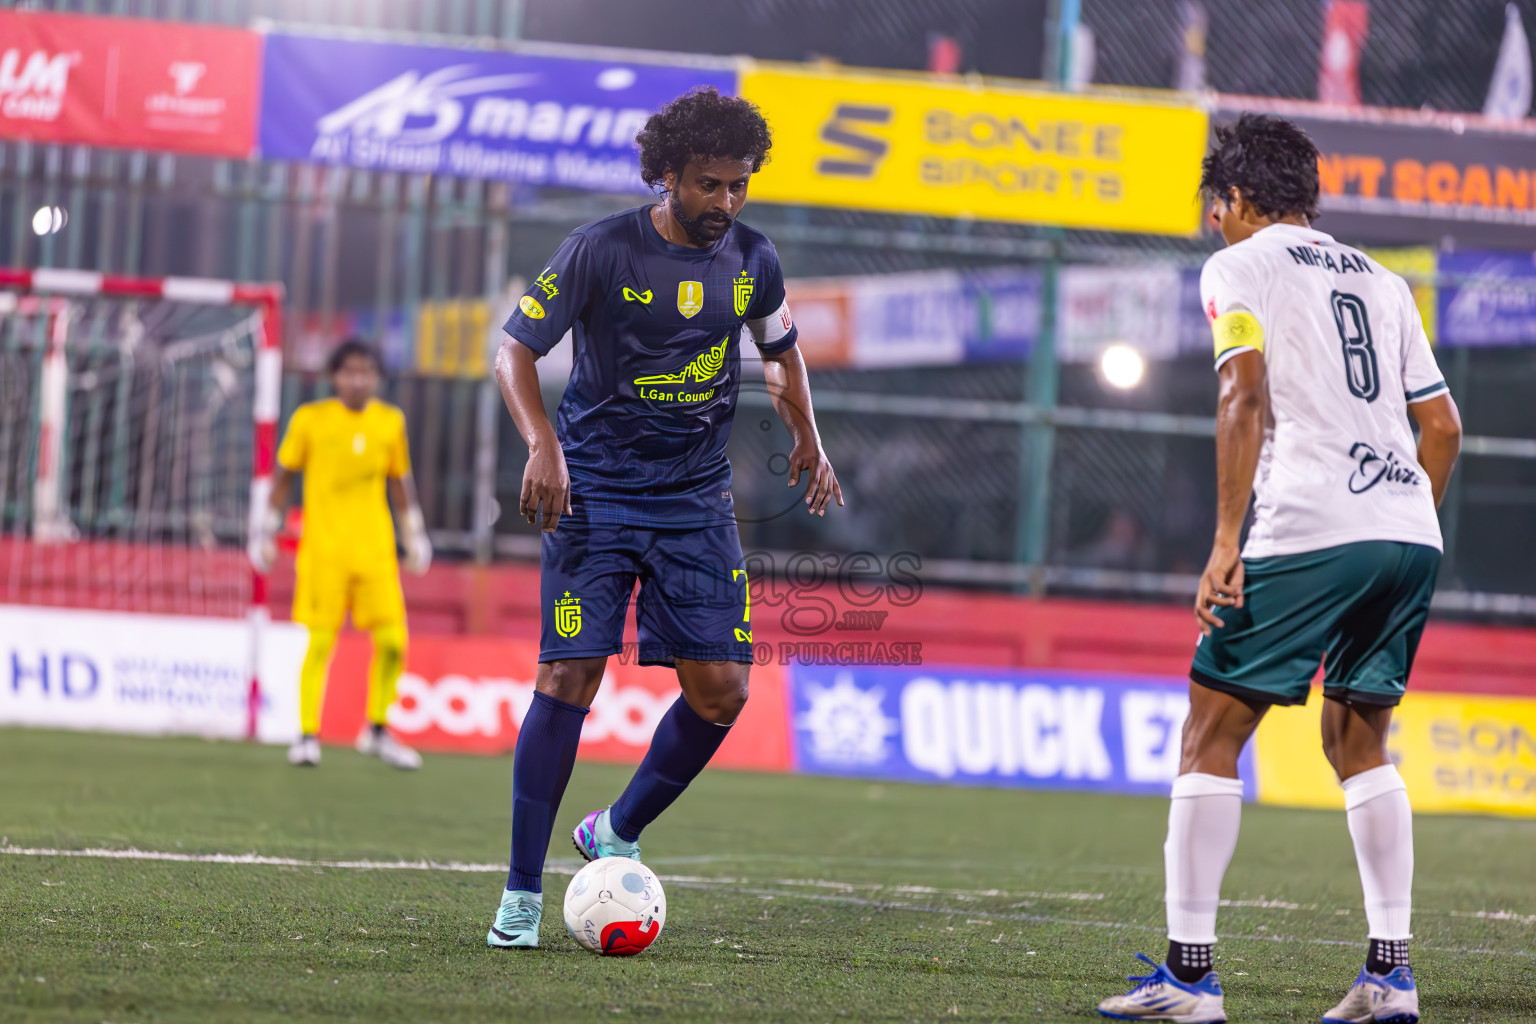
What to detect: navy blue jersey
<box><xmin>504</xmin><ymin>205</ymin><xmax>799</xmax><ymax>527</ymax></box>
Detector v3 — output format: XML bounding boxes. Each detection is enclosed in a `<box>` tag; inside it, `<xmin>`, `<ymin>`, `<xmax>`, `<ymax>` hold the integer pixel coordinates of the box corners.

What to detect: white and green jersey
<box><xmin>1200</xmin><ymin>222</ymin><xmax>1448</xmax><ymax>558</ymax></box>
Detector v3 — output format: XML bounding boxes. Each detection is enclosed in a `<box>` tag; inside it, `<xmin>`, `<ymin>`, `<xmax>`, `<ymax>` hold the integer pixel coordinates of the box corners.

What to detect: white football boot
<box><xmin>1322</xmin><ymin>965</ymin><xmax>1420</xmax><ymax>1024</ymax></box>
<box><xmin>1098</xmin><ymin>954</ymin><xmax>1227</xmax><ymax>1023</ymax></box>
<box><xmin>287</xmin><ymin>735</ymin><xmax>321</xmax><ymax>766</ymax></box>
<box><xmin>356</xmin><ymin>725</ymin><xmax>422</xmax><ymax>770</ymax></box>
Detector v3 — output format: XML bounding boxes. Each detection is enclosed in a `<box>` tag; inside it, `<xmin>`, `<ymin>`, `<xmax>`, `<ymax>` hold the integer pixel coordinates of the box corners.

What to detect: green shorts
<box><xmin>1190</xmin><ymin>540</ymin><xmax>1440</xmax><ymax>707</ymax></box>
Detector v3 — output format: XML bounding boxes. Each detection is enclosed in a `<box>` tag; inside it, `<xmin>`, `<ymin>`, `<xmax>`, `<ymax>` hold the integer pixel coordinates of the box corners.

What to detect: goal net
<box><xmin>0</xmin><ymin>269</ymin><xmax>283</xmax><ymax>614</ymax></box>
<box><xmin>0</xmin><ymin>269</ymin><xmax>284</xmax><ymax>738</ymax></box>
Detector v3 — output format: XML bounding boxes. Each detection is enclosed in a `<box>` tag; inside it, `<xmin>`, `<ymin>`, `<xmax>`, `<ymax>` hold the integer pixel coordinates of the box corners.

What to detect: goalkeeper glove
<box><xmin>248</xmin><ymin>506</ymin><xmax>282</xmax><ymax>574</ymax></box>
<box><xmin>402</xmin><ymin>506</ymin><xmax>433</xmax><ymax>575</ymax></box>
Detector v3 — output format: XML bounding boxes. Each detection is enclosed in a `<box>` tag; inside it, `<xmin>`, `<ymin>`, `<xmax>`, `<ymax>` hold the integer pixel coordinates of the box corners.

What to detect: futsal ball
<box><xmin>563</xmin><ymin>856</ymin><xmax>667</xmax><ymax>956</ymax></box>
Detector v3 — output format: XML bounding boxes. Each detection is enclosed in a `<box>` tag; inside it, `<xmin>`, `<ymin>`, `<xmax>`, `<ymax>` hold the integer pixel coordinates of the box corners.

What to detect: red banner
<box><xmin>320</xmin><ymin>634</ymin><xmax>793</xmax><ymax>772</ymax></box>
<box><xmin>0</xmin><ymin>10</ymin><xmax>258</xmax><ymax>157</ymax></box>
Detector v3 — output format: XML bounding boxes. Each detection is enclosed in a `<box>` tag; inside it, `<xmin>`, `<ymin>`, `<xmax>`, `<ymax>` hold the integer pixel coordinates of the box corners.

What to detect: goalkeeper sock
<box><xmin>507</xmin><ymin>691</ymin><xmax>587</xmax><ymax>894</ymax></box>
<box><xmin>298</xmin><ymin>629</ymin><xmax>338</xmax><ymax>737</ymax></box>
<box><xmin>608</xmin><ymin>696</ymin><xmax>732</xmax><ymax>843</ymax></box>
<box><xmin>366</xmin><ymin>625</ymin><xmax>407</xmax><ymax>727</ymax></box>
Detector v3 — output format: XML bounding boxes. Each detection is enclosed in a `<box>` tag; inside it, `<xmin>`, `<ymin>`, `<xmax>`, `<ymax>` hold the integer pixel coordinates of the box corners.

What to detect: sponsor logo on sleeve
<box><xmin>519</xmin><ymin>294</ymin><xmax>545</xmax><ymax>319</ymax></box>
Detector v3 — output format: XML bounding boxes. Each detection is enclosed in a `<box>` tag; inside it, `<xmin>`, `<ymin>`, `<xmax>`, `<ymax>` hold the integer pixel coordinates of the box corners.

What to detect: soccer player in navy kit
<box><xmin>486</xmin><ymin>87</ymin><xmax>842</xmax><ymax>948</ymax></box>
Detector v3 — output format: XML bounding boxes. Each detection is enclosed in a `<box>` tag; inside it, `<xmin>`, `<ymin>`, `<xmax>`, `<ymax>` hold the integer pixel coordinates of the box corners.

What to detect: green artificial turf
<box><xmin>0</xmin><ymin>728</ymin><xmax>1533</xmax><ymax>1023</ymax></box>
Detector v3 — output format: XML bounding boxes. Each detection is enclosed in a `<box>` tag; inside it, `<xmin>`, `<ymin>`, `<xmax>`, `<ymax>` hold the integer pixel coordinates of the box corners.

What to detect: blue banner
<box><xmin>787</xmin><ymin>664</ymin><xmax>1257</xmax><ymax>799</ymax></box>
<box><xmin>1438</xmin><ymin>250</ymin><xmax>1536</xmax><ymax>347</ymax></box>
<box><xmin>259</xmin><ymin>33</ymin><xmax>736</xmax><ymax>191</ymax></box>
<box><xmin>962</xmin><ymin>269</ymin><xmax>1040</xmax><ymax>362</ymax></box>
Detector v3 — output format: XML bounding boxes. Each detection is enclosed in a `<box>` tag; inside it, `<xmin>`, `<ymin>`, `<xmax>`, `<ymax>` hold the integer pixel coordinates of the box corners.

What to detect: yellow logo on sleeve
<box><xmin>622</xmin><ymin>287</ymin><xmax>653</xmax><ymax>304</ymax></box>
<box><xmin>677</xmin><ymin>280</ymin><xmax>703</xmax><ymax>319</ymax></box>
<box><xmin>733</xmin><ymin>272</ymin><xmax>755</xmax><ymax>317</ymax></box>
<box><xmin>1212</xmin><ymin>310</ymin><xmax>1264</xmax><ymax>358</ymax></box>
<box><xmin>554</xmin><ymin>591</ymin><xmax>582</xmax><ymax>637</ymax></box>
<box><xmin>535</xmin><ymin>268</ymin><xmax>559</xmax><ymax>300</ymax></box>
<box><xmin>519</xmin><ymin>295</ymin><xmax>545</xmax><ymax>320</ymax></box>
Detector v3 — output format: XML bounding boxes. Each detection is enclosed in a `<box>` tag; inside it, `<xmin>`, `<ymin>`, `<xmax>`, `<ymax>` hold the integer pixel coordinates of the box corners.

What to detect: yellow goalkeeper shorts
<box><xmin>293</xmin><ymin>558</ymin><xmax>406</xmax><ymax>632</ymax></box>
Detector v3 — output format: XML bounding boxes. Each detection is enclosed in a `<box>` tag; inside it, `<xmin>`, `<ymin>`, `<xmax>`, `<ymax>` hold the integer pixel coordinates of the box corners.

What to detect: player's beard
<box><xmin>669</xmin><ymin>191</ymin><xmax>732</xmax><ymax>245</ymax></box>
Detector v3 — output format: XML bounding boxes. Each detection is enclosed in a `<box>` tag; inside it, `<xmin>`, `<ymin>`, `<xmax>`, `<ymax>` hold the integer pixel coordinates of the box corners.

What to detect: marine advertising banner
<box><xmin>786</xmin><ymin>663</ymin><xmax>1254</xmax><ymax>798</ymax></box>
<box><xmin>1437</xmin><ymin>249</ymin><xmax>1536</xmax><ymax>347</ymax></box>
<box><xmin>742</xmin><ymin>64</ymin><xmax>1207</xmax><ymax>234</ymax></box>
<box><xmin>0</xmin><ymin>10</ymin><xmax>259</xmax><ymax>156</ymax></box>
<box><xmin>259</xmin><ymin>32</ymin><xmax>735</xmax><ymax>191</ymax></box>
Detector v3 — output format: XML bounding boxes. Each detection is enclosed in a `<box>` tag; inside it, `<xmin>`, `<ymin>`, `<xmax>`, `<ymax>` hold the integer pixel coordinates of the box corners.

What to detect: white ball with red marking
<box><xmin>563</xmin><ymin>857</ymin><xmax>667</xmax><ymax>956</ymax></box>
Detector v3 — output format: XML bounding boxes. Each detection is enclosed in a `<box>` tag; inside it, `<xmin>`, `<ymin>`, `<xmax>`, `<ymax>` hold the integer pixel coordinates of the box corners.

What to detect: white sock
<box><xmin>1343</xmin><ymin>763</ymin><xmax>1413</xmax><ymax>940</ymax></box>
<box><xmin>1164</xmin><ymin>772</ymin><xmax>1245</xmax><ymax>945</ymax></box>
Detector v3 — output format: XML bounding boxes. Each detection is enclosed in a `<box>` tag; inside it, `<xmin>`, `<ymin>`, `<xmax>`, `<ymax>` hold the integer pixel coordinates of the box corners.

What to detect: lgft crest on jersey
<box><xmin>733</xmin><ymin>272</ymin><xmax>754</xmax><ymax>317</ymax></box>
<box><xmin>677</xmin><ymin>280</ymin><xmax>703</xmax><ymax>319</ymax></box>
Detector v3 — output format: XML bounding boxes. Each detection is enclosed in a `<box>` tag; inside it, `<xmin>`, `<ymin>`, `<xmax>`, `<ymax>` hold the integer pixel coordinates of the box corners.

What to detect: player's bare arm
<box><xmin>761</xmin><ymin>344</ymin><xmax>842</xmax><ymax>516</ymax></box>
<box><xmin>1196</xmin><ymin>348</ymin><xmax>1266</xmax><ymax>636</ymax></box>
<box><xmin>495</xmin><ymin>336</ymin><xmax>570</xmax><ymax>533</ymax></box>
<box><xmin>1408</xmin><ymin>392</ymin><xmax>1462</xmax><ymax>508</ymax></box>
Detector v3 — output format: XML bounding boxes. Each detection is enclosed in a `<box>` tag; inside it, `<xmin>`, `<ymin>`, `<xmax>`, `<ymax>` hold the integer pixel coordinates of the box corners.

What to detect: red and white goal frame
<box><xmin>0</xmin><ymin>267</ymin><xmax>284</xmax><ymax>740</ymax></box>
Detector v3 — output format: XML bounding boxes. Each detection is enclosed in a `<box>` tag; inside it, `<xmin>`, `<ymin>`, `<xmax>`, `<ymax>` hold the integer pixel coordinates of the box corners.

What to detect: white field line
<box><xmin>3</xmin><ymin>844</ymin><xmax>1532</xmax><ymax>959</ymax></box>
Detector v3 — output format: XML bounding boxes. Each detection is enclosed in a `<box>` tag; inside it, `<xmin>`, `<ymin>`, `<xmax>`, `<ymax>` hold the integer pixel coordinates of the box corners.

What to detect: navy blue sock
<box><xmin>507</xmin><ymin>690</ymin><xmax>588</xmax><ymax>893</ymax></box>
<box><xmin>608</xmin><ymin>696</ymin><xmax>731</xmax><ymax>843</ymax></box>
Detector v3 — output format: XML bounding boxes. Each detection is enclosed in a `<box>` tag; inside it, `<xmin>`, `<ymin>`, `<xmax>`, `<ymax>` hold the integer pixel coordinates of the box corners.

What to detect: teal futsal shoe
<box><xmin>572</xmin><ymin>808</ymin><xmax>641</xmax><ymax>863</ymax></box>
<box><xmin>486</xmin><ymin>888</ymin><xmax>541</xmax><ymax>949</ymax></box>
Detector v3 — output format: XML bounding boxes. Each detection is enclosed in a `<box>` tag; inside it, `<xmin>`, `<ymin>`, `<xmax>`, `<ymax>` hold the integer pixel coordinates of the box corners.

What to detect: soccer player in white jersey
<box><xmin>1097</xmin><ymin>114</ymin><xmax>1462</xmax><ymax>1024</ymax></box>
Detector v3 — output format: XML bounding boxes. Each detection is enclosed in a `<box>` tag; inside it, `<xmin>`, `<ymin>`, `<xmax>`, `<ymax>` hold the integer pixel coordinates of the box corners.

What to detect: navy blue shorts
<box><xmin>540</xmin><ymin>518</ymin><xmax>752</xmax><ymax>666</ymax></box>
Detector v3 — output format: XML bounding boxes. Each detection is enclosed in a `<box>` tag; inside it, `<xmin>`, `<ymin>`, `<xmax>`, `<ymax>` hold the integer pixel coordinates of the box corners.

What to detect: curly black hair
<box><xmin>636</xmin><ymin>86</ymin><xmax>772</xmax><ymax>191</ymax></box>
<box><xmin>1200</xmin><ymin>113</ymin><xmax>1321</xmax><ymax>221</ymax></box>
<box><xmin>326</xmin><ymin>337</ymin><xmax>381</xmax><ymax>376</ymax></box>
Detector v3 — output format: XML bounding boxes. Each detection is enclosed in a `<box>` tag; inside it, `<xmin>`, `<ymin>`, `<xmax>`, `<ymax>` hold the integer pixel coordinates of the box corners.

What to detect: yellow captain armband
<box><xmin>1212</xmin><ymin>310</ymin><xmax>1264</xmax><ymax>360</ymax></box>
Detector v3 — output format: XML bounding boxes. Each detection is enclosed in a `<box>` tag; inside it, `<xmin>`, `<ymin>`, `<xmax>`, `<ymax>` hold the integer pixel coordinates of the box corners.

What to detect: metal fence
<box><xmin>1</xmin><ymin>0</ymin><xmax>1535</xmax><ymax>620</ymax></box>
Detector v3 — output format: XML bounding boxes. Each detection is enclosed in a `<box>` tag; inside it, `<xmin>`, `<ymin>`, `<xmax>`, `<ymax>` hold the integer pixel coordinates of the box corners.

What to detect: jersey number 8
<box><xmin>1330</xmin><ymin>291</ymin><xmax>1380</xmax><ymax>403</ymax></box>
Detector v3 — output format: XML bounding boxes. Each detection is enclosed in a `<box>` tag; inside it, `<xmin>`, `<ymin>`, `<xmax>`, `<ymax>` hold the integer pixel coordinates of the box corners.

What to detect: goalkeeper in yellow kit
<box><xmin>249</xmin><ymin>340</ymin><xmax>432</xmax><ymax>770</ymax></box>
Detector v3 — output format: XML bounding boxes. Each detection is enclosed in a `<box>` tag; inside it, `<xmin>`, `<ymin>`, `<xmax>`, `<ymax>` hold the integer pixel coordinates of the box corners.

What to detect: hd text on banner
<box><xmin>0</xmin><ymin>10</ymin><xmax>259</xmax><ymax>157</ymax></box>
<box><xmin>786</xmin><ymin>664</ymin><xmax>1255</xmax><ymax>798</ymax></box>
<box><xmin>0</xmin><ymin>605</ymin><xmax>304</xmax><ymax>745</ymax></box>
<box><xmin>742</xmin><ymin>65</ymin><xmax>1207</xmax><ymax>235</ymax></box>
<box><xmin>259</xmin><ymin>33</ymin><xmax>736</xmax><ymax>191</ymax></box>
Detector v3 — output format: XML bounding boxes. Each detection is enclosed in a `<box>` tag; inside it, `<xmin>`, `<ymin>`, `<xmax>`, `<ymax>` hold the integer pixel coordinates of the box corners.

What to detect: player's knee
<box><xmin>371</xmin><ymin>626</ymin><xmax>406</xmax><ymax>667</ymax></box>
<box><xmin>305</xmin><ymin>629</ymin><xmax>338</xmax><ymax>661</ymax></box>
<box><xmin>689</xmin><ymin>669</ymin><xmax>749</xmax><ymax>725</ymax></box>
<box><xmin>538</xmin><ymin>658</ymin><xmax>605</xmax><ymax>707</ymax></box>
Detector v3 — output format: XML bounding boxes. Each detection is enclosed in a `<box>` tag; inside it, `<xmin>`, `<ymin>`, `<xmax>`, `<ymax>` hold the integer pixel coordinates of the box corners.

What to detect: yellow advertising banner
<box><xmin>1255</xmin><ymin>689</ymin><xmax>1536</xmax><ymax>818</ymax></box>
<box><xmin>415</xmin><ymin>300</ymin><xmax>491</xmax><ymax>378</ymax></box>
<box><xmin>740</xmin><ymin>65</ymin><xmax>1208</xmax><ymax>235</ymax></box>
<box><xmin>1367</xmin><ymin>247</ymin><xmax>1437</xmax><ymax>345</ymax></box>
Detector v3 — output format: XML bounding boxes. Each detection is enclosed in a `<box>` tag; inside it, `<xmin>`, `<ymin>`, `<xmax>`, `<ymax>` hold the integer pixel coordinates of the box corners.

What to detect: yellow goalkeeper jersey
<box><xmin>277</xmin><ymin>398</ymin><xmax>411</xmax><ymax>570</ymax></box>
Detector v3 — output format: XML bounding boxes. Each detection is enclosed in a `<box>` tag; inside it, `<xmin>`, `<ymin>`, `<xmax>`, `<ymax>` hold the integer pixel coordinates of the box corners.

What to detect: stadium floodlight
<box><xmin>31</xmin><ymin>205</ymin><xmax>66</xmax><ymax>236</ymax></box>
<box><xmin>1100</xmin><ymin>343</ymin><xmax>1146</xmax><ymax>389</ymax></box>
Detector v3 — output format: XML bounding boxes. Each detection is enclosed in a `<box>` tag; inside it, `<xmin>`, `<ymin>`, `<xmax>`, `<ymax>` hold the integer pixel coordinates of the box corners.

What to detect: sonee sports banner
<box><xmin>741</xmin><ymin>64</ymin><xmax>1208</xmax><ymax>235</ymax></box>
